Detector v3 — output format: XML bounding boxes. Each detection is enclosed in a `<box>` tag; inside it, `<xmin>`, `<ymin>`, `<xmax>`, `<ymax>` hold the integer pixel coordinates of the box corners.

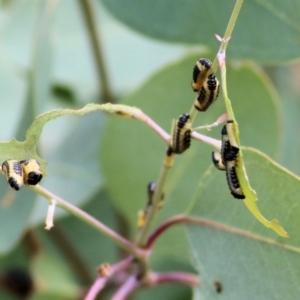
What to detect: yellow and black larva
<box><xmin>192</xmin><ymin>58</ymin><xmax>212</xmax><ymax>92</ymax></box>
<box><xmin>171</xmin><ymin>113</ymin><xmax>191</xmax><ymax>154</ymax></box>
<box><xmin>20</xmin><ymin>159</ymin><xmax>43</xmax><ymax>185</ymax></box>
<box><xmin>219</xmin><ymin>120</ymin><xmax>245</xmax><ymax>199</ymax></box>
<box><xmin>225</xmin><ymin>160</ymin><xmax>245</xmax><ymax>199</ymax></box>
<box><xmin>194</xmin><ymin>74</ymin><xmax>220</xmax><ymax>112</ymax></box>
<box><xmin>221</xmin><ymin>120</ymin><xmax>239</xmax><ymax>163</ymax></box>
<box><xmin>2</xmin><ymin>160</ymin><xmax>23</xmax><ymax>191</ymax></box>
<box><xmin>212</xmin><ymin>151</ymin><xmax>225</xmax><ymax>171</ymax></box>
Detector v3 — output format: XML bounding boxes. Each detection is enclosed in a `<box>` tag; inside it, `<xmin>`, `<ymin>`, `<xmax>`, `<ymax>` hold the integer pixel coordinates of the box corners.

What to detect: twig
<box><xmin>150</xmin><ymin>271</ymin><xmax>199</xmax><ymax>287</ymax></box>
<box><xmin>79</xmin><ymin>0</ymin><xmax>114</xmax><ymax>103</ymax></box>
<box><xmin>30</xmin><ymin>184</ymin><xmax>146</xmax><ymax>259</ymax></box>
<box><xmin>85</xmin><ymin>256</ymin><xmax>133</xmax><ymax>300</ymax></box>
<box><xmin>111</xmin><ymin>274</ymin><xmax>141</xmax><ymax>300</ymax></box>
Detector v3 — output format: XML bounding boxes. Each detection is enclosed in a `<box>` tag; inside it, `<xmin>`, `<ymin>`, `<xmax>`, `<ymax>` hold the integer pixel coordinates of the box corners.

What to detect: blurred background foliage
<box><xmin>0</xmin><ymin>0</ymin><xmax>299</xmax><ymax>299</ymax></box>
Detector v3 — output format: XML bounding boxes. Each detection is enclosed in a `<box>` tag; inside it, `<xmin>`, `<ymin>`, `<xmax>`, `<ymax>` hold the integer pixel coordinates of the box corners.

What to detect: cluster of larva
<box><xmin>1</xmin><ymin>159</ymin><xmax>43</xmax><ymax>191</ymax></box>
<box><xmin>192</xmin><ymin>58</ymin><xmax>244</xmax><ymax>199</ymax></box>
<box><xmin>212</xmin><ymin>120</ymin><xmax>245</xmax><ymax>199</ymax></box>
<box><xmin>192</xmin><ymin>58</ymin><xmax>220</xmax><ymax>112</ymax></box>
<box><xmin>167</xmin><ymin>58</ymin><xmax>220</xmax><ymax>158</ymax></box>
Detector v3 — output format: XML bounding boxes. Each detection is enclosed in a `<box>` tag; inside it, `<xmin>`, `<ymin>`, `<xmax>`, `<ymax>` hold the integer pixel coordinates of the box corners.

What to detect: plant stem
<box><xmin>150</xmin><ymin>271</ymin><xmax>199</xmax><ymax>287</ymax></box>
<box><xmin>146</xmin><ymin>215</ymin><xmax>201</xmax><ymax>249</ymax></box>
<box><xmin>189</xmin><ymin>0</ymin><xmax>243</xmax><ymax>123</ymax></box>
<box><xmin>79</xmin><ymin>0</ymin><xmax>114</xmax><ymax>103</ymax></box>
<box><xmin>191</xmin><ymin>131</ymin><xmax>221</xmax><ymax>149</ymax></box>
<box><xmin>84</xmin><ymin>256</ymin><xmax>133</xmax><ymax>300</ymax></box>
<box><xmin>135</xmin><ymin>158</ymin><xmax>171</xmax><ymax>247</ymax></box>
<box><xmin>111</xmin><ymin>274</ymin><xmax>141</xmax><ymax>300</ymax></box>
<box><xmin>31</xmin><ymin>184</ymin><xmax>145</xmax><ymax>259</ymax></box>
<box><xmin>212</xmin><ymin>0</ymin><xmax>244</xmax><ymax>70</ymax></box>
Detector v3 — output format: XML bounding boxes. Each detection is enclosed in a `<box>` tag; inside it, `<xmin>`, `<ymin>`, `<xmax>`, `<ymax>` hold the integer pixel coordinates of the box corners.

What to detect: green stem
<box><xmin>212</xmin><ymin>0</ymin><xmax>244</xmax><ymax>71</ymax></box>
<box><xmin>31</xmin><ymin>184</ymin><xmax>145</xmax><ymax>259</ymax></box>
<box><xmin>188</xmin><ymin>0</ymin><xmax>243</xmax><ymax>123</ymax></box>
<box><xmin>135</xmin><ymin>158</ymin><xmax>171</xmax><ymax>246</ymax></box>
<box><xmin>79</xmin><ymin>0</ymin><xmax>114</xmax><ymax>103</ymax></box>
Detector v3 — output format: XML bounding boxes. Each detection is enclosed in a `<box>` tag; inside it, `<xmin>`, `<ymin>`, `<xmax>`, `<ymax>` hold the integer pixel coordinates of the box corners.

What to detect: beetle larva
<box><xmin>221</xmin><ymin>120</ymin><xmax>239</xmax><ymax>163</ymax></box>
<box><xmin>2</xmin><ymin>160</ymin><xmax>23</xmax><ymax>190</ymax></box>
<box><xmin>191</xmin><ymin>58</ymin><xmax>212</xmax><ymax>92</ymax></box>
<box><xmin>20</xmin><ymin>159</ymin><xmax>43</xmax><ymax>185</ymax></box>
<box><xmin>171</xmin><ymin>113</ymin><xmax>191</xmax><ymax>154</ymax></box>
<box><xmin>194</xmin><ymin>74</ymin><xmax>220</xmax><ymax>111</ymax></box>
<box><xmin>225</xmin><ymin>160</ymin><xmax>245</xmax><ymax>199</ymax></box>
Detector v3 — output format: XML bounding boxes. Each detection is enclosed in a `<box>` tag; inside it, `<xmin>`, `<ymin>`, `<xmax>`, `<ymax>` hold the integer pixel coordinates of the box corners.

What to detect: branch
<box><xmin>111</xmin><ymin>274</ymin><xmax>141</xmax><ymax>300</ymax></box>
<box><xmin>84</xmin><ymin>256</ymin><xmax>133</xmax><ymax>300</ymax></box>
<box><xmin>79</xmin><ymin>0</ymin><xmax>114</xmax><ymax>103</ymax></box>
<box><xmin>30</xmin><ymin>184</ymin><xmax>146</xmax><ymax>259</ymax></box>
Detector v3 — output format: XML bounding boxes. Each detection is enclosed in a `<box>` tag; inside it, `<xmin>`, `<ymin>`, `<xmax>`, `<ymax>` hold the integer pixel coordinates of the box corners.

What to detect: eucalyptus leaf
<box><xmin>0</xmin><ymin>177</ymin><xmax>36</xmax><ymax>253</ymax></box>
<box><xmin>187</xmin><ymin>148</ymin><xmax>300</xmax><ymax>300</ymax></box>
<box><xmin>100</xmin><ymin>0</ymin><xmax>300</xmax><ymax>62</ymax></box>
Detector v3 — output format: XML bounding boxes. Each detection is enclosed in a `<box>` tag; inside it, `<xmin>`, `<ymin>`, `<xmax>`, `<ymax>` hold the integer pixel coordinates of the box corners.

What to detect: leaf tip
<box><xmin>270</xmin><ymin>219</ymin><xmax>289</xmax><ymax>238</ymax></box>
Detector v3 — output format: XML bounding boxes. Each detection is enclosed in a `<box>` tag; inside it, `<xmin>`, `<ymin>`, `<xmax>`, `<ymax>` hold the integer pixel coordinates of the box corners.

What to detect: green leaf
<box><xmin>219</xmin><ymin>51</ymin><xmax>287</xmax><ymax>236</ymax></box>
<box><xmin>0</xmin><ymin>103</ymin><xmax>140</xmax><ymax>175</ymax></box>
<box><xmin>30</xmin><ymin>252</ymin><xmax>80</xmax><ymax>300</ymax></box>
<box><xmin>0</xmin><ymin>177</ymin><xmax>36</xmax><ymax>253</ymax></box>
<box><xmin>100</xmin><ymin>0</ymin><xmax>300</xmax><ymax>62</ymax></box>
<box><xmin>30</xmin><ymin>112</ymin><xmax>104</xmax><ymax>223</ymax></box>
<box><xmin>58</xmin><ymin>188</ymin><xmax>119</xmax><ymax>275</ymax></box>
<box><xmin>100</xmin><ymin>55</ymin><xmax>281</xmax><ymax>233</ymax></box>
<box><xmin>186</xmin><ymin>148</ymin><xmax>300</xmax><ymax>299</ymax></box>
<box><xmin>270</xmin><ymin>65</ymin><xmax>300</xmax><ymax>176</ymax></box>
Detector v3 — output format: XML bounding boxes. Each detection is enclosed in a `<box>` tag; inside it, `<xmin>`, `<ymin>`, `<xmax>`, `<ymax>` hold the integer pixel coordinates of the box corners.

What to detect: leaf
<box><xmin>57</xmin><ymin>188</ymin><xmax>119</xmax><ymax>275</ymax></box>
<box><xmin>219</xmin><ymin>50</ymin><xmax>287</xmax><ymax>236</ymax></box>
<box><xmin>100</xmin><ymin>0</ymin><xmax>300</xmax><ymax>62</ymax></box>
<box><xmin>30</xmin><ymin>112</ymin><xmax>104</xmax><ymax>223</ymax></box>
<box><xmin>0</xmin><ymin>103</ymin><xmax>141</xmax><ymax>175</ymax></box>
<box><xmin>30</xmin><ymin>252</ymin><xmax>80</xmax><ymax>300</ymax></box>
<box><xmin>0</xmin><ymin>177</ymin><xmax>36</xmax><ymax>253</ymax></box>
<box><xmin>270</xmin><ymin>65</ymin><xmax>300</xmax><ymax>176</ymax></box>
<box><xmin>186</xmin><ymin>148</ymin><xmax>300</xmax><ymax>299</ymax></box>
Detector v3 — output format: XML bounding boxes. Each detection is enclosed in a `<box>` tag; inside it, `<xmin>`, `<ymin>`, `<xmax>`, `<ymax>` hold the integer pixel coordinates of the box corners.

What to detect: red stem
<box><xmin>150</xmin><ymin>271</ymin><xmax>199</xmax><ymax>286</ymax></box>
<box><xmin>146</xmin><ymin>215</ymin><xmax>200</xmax><ymax>249</ymax></box>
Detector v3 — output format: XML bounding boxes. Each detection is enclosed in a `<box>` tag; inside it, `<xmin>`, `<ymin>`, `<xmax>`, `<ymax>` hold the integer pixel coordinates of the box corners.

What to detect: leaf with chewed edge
<box><xmin>0</xmin><ymin>103</ymin><xmax>142</xmax><ymax>175</ymax></box>
<box><xmin>218</xmin><ymin>49</ymin><xmax>288</xmax><ymax>237</ymax></box>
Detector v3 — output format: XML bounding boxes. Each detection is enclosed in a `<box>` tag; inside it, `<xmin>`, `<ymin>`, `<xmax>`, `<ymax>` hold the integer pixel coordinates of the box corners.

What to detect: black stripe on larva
<box><xmin>192</xmin><ymin>58</ymin><xmax>212</xmax><ymax>92</ymax></box>
<box><xmin>2</xmin><ymin>160</ymin><xmax>23</xmax><ymax>190</ymax></box>
<box><xmin>194</xmin><ymin>74</ymin><xmax>220</xmax><ymax>111</ymax></box>
<box><xmin>225</xmin><ymin>161</ymin><xmax>245</xmax><ymax>199</ymax></box>
<box><xmin>171</xmin><ymin>113</ymin><xmax>191</xmax><ymax>154</ymax></box>
<box><xmin>212</xmin><ymin>151</ymin><xmax>226</xmax><ymax>171</ymax></box>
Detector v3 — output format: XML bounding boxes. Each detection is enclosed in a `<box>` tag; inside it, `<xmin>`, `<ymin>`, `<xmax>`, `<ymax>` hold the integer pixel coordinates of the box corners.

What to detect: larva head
<box><xmin>191</xmin><ymin>58</ymin><xmax>212</xmax><ymax>92</ymax></box>
<box><xmin>20</xmin><ymin>159</ymin><xmax>43</xmax><ymax>185</ymax></box>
